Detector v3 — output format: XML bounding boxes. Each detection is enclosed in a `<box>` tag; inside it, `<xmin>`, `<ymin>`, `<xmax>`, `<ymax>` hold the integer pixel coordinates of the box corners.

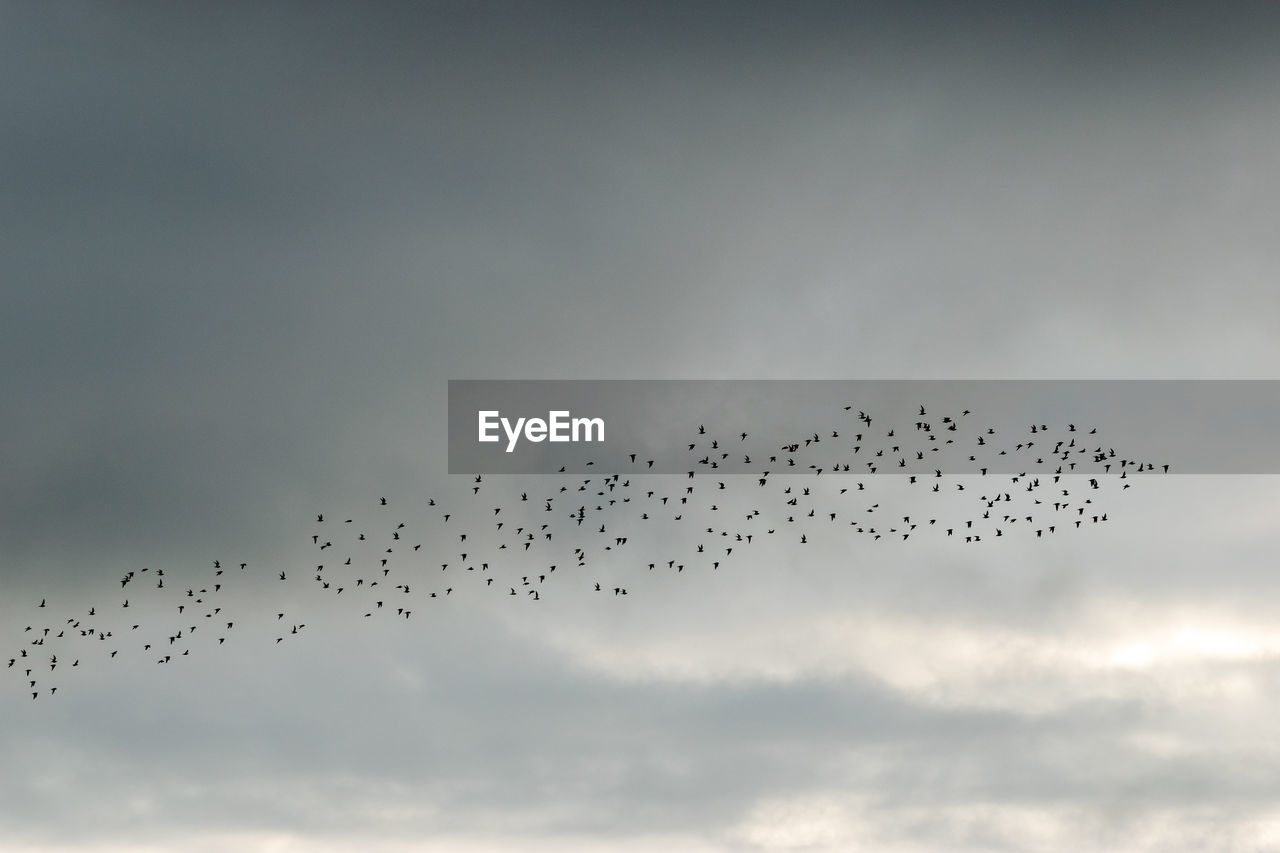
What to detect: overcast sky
<box><xmin>4</xmin><ymin>3</ymin><xmax>1280</xmax><ymax>851</ymax></box>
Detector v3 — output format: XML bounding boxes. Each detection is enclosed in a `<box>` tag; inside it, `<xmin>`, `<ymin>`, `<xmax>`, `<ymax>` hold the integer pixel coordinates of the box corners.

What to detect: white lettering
<box><xmin>480</xmin><ymin>410</ymin><xmax>604</xmax><ymax>453</ymax></box>
<box><xmin>573</xmin><ymin>416</ymin><xmax>604</xmax><ymax>442</ymax></box>
<box><xmin>478</xmin><ymin>411</ymin><xmax>500</xmax><ymax>442</ymax></box>
<box><xmin>502</xmin><ymin>416</ymin><xmax>525</xmax><ymax>453</ymax></box>
<box><xmin>549</xmin><ymin>410</ymin><xmax>570</xmax><ymax>441</ymax></box>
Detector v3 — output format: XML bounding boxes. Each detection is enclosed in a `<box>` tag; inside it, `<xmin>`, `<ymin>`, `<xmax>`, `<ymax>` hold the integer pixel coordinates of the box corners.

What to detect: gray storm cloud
<box><xmin>3</xmin><ymin>2</ymin><xmax>1280</xmax><ymax>851</ymax></box>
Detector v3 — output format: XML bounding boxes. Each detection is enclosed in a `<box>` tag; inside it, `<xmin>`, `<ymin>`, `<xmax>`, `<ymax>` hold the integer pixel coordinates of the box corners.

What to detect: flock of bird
<box><xmin>5</xmin><ymin>402</ymin><xmax>1168</xmax><ymax>700</ymax></box>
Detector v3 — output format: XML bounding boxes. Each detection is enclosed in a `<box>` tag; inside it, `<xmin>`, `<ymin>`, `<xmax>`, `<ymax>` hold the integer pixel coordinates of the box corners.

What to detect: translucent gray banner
<box><xmin>448</xmin><ymin>380</ymin><xmax>1279</xmax><ymax>475</ymax></box>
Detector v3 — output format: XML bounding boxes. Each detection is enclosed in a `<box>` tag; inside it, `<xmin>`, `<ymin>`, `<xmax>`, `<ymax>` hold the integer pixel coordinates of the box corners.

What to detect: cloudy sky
<box><xmin>4</xmin><ymin>2</ymin><xmax>1280</xmax><ymax>851</ymax></box>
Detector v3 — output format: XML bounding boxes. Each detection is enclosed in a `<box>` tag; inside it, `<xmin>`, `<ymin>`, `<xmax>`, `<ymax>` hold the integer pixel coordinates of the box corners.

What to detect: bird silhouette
<box><xmin>5</xmin><ymin>399</ymin><xmax>1169</xmax><ymax>699</ymax></box>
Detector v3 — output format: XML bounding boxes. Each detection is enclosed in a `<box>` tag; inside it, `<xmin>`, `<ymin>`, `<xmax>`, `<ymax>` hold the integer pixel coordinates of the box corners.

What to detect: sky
<box><xmin>3</xmin><ymin>2</ymin><xmax>1280</xmax><ymax>851</ymax></box>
